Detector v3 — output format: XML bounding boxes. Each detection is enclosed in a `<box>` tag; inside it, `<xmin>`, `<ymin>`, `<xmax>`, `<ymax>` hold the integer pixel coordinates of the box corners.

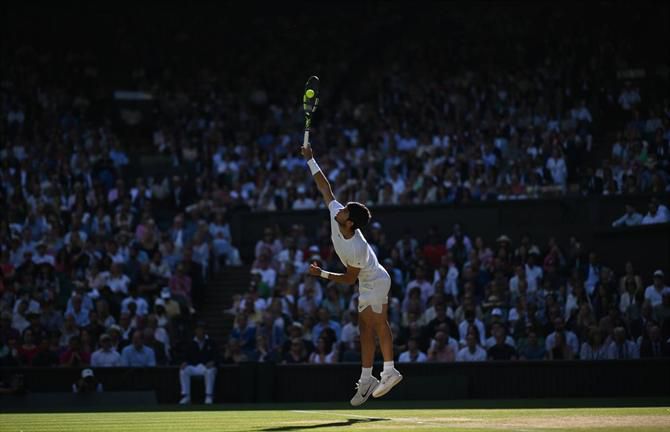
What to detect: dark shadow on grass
<box><xmin>260</xmin><ymin>417</ymin><xmax>387</xmax><ymax>431</ymax></box>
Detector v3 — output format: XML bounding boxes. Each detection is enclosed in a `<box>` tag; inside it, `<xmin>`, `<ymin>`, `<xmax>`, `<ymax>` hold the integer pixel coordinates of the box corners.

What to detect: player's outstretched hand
<box><xmin>308</xmin><ymin>262</ymin><xmax>322</xmax><ymax>277</ymax></box>
<box><xmin>301</xmin><ymin>145</ymin><xmax>313</xmax><ymax>160</ymax></box>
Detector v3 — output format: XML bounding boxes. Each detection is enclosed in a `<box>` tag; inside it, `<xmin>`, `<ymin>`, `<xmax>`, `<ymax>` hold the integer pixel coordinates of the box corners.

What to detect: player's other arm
<box><xmin>301</xmin><ymin>146</ymin><xmax>334</xmax><ymax>205</ymax></box>
<box><xmin>309</xmin><ymin>262</ymin><xmax>361</xmax><ymax>285</ymax></box>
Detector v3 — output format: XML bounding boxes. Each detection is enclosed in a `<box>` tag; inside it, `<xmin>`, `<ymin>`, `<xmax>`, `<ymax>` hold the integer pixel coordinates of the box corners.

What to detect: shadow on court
<box><xmin>260</xmin><ymin>417</ymin><xmax>387</xmax><ymax>431</ymax></box>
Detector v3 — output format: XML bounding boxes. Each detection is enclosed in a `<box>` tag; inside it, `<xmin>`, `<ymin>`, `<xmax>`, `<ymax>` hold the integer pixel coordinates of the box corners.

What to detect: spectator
<box><xmin>308</xmin><ymin>336</ymin><xmax>338</xmax><ymax>364</ymax></box>
<box><xmin>458</xmin><ymin>309</ymin><xmax>486</xmax><ymax>346</ymax></box>
<box><xmin>398</xmin><ymin>338</ymin><xmax>427</xmax><ymax>363</ymax></box>
<box><xmin>606</xmin><ymin>327</ymin><xmax>639</xmax><ymax>359</ymax></box>
<box><xmin>456</xmin><ymin>332</ymin><xmax>487</xmax><ymax>362</ymax></box>
<box><xmin>641</xmin><ymin>198</ymin><xmax>670</xmax><ymax>225</ymax></box>
<box><xmin>230</xmin><ymin>314</ymin><xmax>256</xmax><ymax>355</ymax></box>
<box><xmin>545</xmin><ymin>318</ymin><xmax>579</xmax><ymax>355</ymax></box>
<box><xmin>312</xmin><ymin>308</ymin><xmax>342</xmax><ymax>345</ymax></box>
<box><xmin>611</xmin><ymin>204</ymin><xmax>644</xmax><ymax>228</ymax></box>
<box><xmin>487</xmin><ymin>326</ymin><xmax>518</xmax><ymax>360</ymax></box>
<box><xmin>518</xmin><ymin>330</ymin><xmax>547</xmax><ymax>360</ymax></box>
<box><xmin>31</xmin><ymin>336</ymin><xmax>59</xmax><ymax>367</ymax></box>
<box><xmin>548</xmin><ymin>331</ymin><xmax>575</xmax><ymax>360</ymax></box>
<box><xmin>579</xmin><ymin>327</ymin><xmax>608</xmax><ymax>360</ymax></box>
<box><xmin>143</xmin><ymin>328</ymin><xmax>168</xmax><ymax>366</ymax></box>
<box><xmin>639</xmin><ymin>325</ymin><xmax>669</xmax><ymax>358</ymax></box>
<box><xmin>645</xmin><ymin>270</ymin><xmax>669</xmax><ymax>307</ymax></box>
<box><xmin>90</xmin><ymin>333</ymin><xmax>122</xmax><ymax>367</ymax></box>
<box><xmin>120</xmin><ymin>330</ymin><xmax>156</xmax><ymax>367</ymax></box>
<box><xmin>59</xmin><ymin>336</ymin><xmax>90</xmax><ymax>367</ymax></box>
<box><xmin>283</xmin><ymin>338</ymin><xmax>308</xmax><ymax>364</ymax></box>
<box><xmin>179</xmin><ymin>322</ymin><xmax>218</xmax><ymax>405</ymax></box>
<box><xmin>427</xmin><ymin>331</ymin><xmax>456</xmax><ymax>362</ymax></box>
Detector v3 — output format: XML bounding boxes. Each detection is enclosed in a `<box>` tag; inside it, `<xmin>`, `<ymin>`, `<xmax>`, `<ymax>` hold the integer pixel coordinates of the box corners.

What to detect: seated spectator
<box><xmin>143</xmin><ymin>328</ymin><xmax>168</xmax><ymax>366</ymax></box>
<box><xmin>548</xmin><ymin>331</ymin><xmax>575</xmax><ymax>360</ymax></box>
<box><xmin>641</xmin><ymin>197</ymin><xmax>670</xmax><ymax>225</ymax></box>
<box><xmin>639</xmin><ymin>325</ymin><xmax>669</xmax><ymax>358</ymax></box>
<box><xmin>283</xmin><ymin>338</ymin><xmax>308</xmax><ymax>364</ymax></box>
<box><xmin>341</xmin><ymin>335</ymin><xmax>362</xmax><ymax>363</ymax></box>
<box><xmin>456</xmin><ymin>333</ymin><xmax>487</xmax><ymax>362</ymax></box>
<box><xmin>611</xmin><ymin>204</ymin><xmax>643</xmax><ymax>227</ymax></box>
<box><xmin>340</xmin><ymin>310</ymin><xmax>360</xmax><ymax>346</ymax></box>
<box><xmin>606</xmin><ymin>327</ymin><xmax>639</xmax><ymax>359</ymax></box>
<box><xmin>59</xmin><ymin>336</ymin><xmax>91</xmax><ymax>367</ymax></box>
<box><xmin>31</xmin><ymin>336</ymin><xmax>60</xmax><ymax>367</ymax></box>
<box><xmin>251</xmin><ymin>334</ymin><xmax>279</xmax><ymax>363</ymax></box>
<box><xmin>487</xmin><ymin>326</ymin><xmax>518</xmax><ymax>360</ymax></box>
<box><xmin>427</xmin><ymin>331</ymin><xmax>456</xmax><ymax>362</ymax></box>
<box><xmin>223</xmin><ymin>339</ymin><xmax>249</xmax><ymax>364</ymax></box>
<box><xmin>308</xmin><ymin>336</ymin><xmax>338</xmax><ymax>364</ymax></box>
<box><xmin>645</xmin><ymin>270</ymin><xmax>669</xmax><ymax>307</ymax></box>
<box><xmin>518</xmin><ymin>330</ymin><xmax>547</xmax><ymax>360</ymax></box>
<box><xmin>179</xmin><ymin>322</ymin><xmax>218</xmax><ymax>405</ymax></box>
<box><xmin>121</xmin><ymin>286</ymin><xmax>150</xmax><ymax>317</ymax></box>
<box><xmin>17</xmin><ymin>329</ymin><xmax>39</xmax><ymax>365</ymax></box>
<box><xmin>230</xmin><ymin>314</ymin><xmax>256</xmax><ymax>355</ymax></box>
<box><xmin>120</xmin><ymin>330</ymin><xmax>156</xmax><ymax>367</ymax></box>
<box><xmin>484</xmin><ymin>321</ymin><xmax>516</xmax><ymax>349</ymax></box>
<box><xmin>398</xmin><ymin>338</ymin><xmax>427</xmax><ymax>363</ymax></box>
<box><xmin>458</xmin><ymin>309</ymin><xmax>486</xmax><ymax>346</ymax></box>
<box><xmin>579</xmin><ymin>327</ymin><xmax>608</xmax><ymax>360</ymax></box>
<box><xmin>312</xmin><ymin>308</ymin><xmax>342</xmax><ymax>345</ymax></box>
<box><xmin>545</xmin><ymin>317</ymin><xmax>579</xmax><ymax>355</ymax></box>
<box><xmin>91</xmin><ymin>333</ymin><xmax>122</xmax><ymax>367</ymax></box>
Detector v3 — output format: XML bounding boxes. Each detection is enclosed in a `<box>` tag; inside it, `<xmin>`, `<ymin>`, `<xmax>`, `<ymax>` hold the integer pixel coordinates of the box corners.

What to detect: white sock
<box><xmin>383</xmin><ymin>361</ymin><xmax>395</xmax><ymax>374</ymax></box>
<box><xmin>360</xmin><ymin>367</ymin><xmax>373</xmax><ymax>382</ymax></box>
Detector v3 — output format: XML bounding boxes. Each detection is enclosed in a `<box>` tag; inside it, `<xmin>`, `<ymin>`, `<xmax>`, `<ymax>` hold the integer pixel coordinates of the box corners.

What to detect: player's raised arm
<box><xmin>301</xmin><ymin>146</ymin><xmax>334</xmax><ymax>205</ymax></box>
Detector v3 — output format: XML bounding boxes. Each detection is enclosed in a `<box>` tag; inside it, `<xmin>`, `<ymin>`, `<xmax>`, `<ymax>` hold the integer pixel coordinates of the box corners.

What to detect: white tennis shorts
<box><xmin>358</xmin><ymin>268</ymin><xmax>391</xmax><ymax>314</ymax></box>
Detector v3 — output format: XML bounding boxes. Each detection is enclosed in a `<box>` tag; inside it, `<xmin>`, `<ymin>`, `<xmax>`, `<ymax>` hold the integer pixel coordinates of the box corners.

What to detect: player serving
<box><xmin>302</xmin><ymin>145</ymin><xmax>403</xmax><ymax>406</ymax></box>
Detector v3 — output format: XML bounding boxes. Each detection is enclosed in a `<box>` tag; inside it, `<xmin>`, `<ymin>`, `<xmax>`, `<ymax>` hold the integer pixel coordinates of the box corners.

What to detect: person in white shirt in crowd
<box><xmin>446</xmin><ymin>224</ymin><xmax>472</xmax><ymax>254</ymax></box>
<box><xmin>525</xmin><ymin>247</ymin><xmax>543</xmax><ymax>290</ymax></box>
<box><xmin>645</xmin><ymin>270</ymin><xmax>669</xmax><ymax>307</ymax></box>
<box><xmin>583</xmin><ymin>252</ymin><xmax>601</xmax><ymax>296</ymax></box>
<box><xmin>433</xmin><ymin>255</ymin><xmax>459</xmax><ymax>299</ymax></box>
<box><xmin>405</xmin><ymin>267</ymin><xmax>434</xmax><ymax>307</ymax></box>
<box><xmin>611</xmin><ymin>204</ymin><xmax>644</xmax><ymax>227</ymax></box>
<box><xmin>90</xmin><ymin>333</ymin><xmax>122</xmax><ymax>367</ymax></box>
<box><xmin>458</xmin><ymin>309</ymin><xmax>486</xmax><ymax>347</ymax></box>
<box><xmin>641</xmin><ymin>197</ymin><xmax>670</xmax><ymax>225</ymax></box>
<box><xmin>32</xmin><ymin>242</ymin><xmax>55</xmax><ymax>266</ymax></box>
<box><xmin>617</xmin><ymin>81</ymin><xmax>640</xmax><ymax>111</ymax></box>
<box><xmin>509</xmin><ymin>264</ymin><xmax>537</xmax><ymax>296</ymax></box>
<box><xmin>340</xmin><ymin>310</ymin><xmax>360</xmax><ymax>346</ymax></box>
<box><xmin>456</xmin><ymin>332</ymin><xmax>487</xmax><ymax>362</ymax></box>
<box><xmin>398</xmin><ymin>338</ymin><xmax>427</xmax><ymax>363</ymax></box>
<box><xmin>252</xmin><ymin>255</ymin><xmax>277</xmax><ymax>290</ymax></box>
<box><xmin>292</xmin><ymin>186</ymin><xmax>317</xmax><ymax>210</ymax></box>
<box><xmin>545</xmin><ymin>317</ymin><xmax>579</xmax><ymax>355</ymax></box>
<box><xmin>107</xmin><ymin>263</ymin><xmax>131</xmax><ymax>295</ymax></box>
<box><xmin>121</xmin><ymin>285</ymin><xmax>150</xmax><ymax>317</ymax></box>
<box><xmin>606</xmin><ymin>326</ymin><xmax>639</xmax><ymax>360</ymax></box>
<box><xmin>546</xmin><ymin>147</ymin><xmax>568</xmax><ymax>187</ymax></box>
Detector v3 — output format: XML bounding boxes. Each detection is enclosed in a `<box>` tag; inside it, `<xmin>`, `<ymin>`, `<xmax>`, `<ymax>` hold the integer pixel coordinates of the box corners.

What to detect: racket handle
<box><xmin>303</xmin><ymin>130</ymin><xmax>310</xmax><ymax>148</ymax></box>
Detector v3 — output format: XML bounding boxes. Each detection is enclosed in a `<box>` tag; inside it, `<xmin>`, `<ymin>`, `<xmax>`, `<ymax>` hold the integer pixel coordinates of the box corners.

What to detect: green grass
<box><xmin>2</xmin><ymin>401</ymin><xmax>669</xmax><ymax>432</ymax></box>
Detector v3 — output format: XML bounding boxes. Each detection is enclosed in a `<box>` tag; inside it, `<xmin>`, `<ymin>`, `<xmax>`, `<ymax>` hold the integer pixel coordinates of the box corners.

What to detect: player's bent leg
<box><xmin>350</xmin><ymin>306</ymin><xmax>379</xmax><ymax>407</ymax></box>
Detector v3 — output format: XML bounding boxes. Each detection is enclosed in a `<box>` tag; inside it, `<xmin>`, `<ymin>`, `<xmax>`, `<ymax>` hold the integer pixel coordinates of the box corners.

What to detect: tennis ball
<box><xmin>305</xmin><ymin>89</ymin><xmax>315</xmax><ymax>98</ymax></box>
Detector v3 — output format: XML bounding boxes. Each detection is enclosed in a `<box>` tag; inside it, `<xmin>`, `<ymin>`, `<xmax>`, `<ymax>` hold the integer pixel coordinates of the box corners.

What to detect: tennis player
<box><xmin>301</xmin><ymin>145</ymin><xmax>402</xmax><ymax>406</ymax></box>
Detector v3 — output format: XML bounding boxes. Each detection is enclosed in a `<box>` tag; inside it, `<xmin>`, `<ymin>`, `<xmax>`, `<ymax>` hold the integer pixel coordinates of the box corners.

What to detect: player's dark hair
<box><xmin>346</xmin><ymin>202</ymin><xmax>371</xmax><ymax>230</ymax></box>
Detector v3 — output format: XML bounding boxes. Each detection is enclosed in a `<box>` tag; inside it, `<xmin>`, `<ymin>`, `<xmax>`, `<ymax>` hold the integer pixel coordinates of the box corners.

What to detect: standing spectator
<box><xmin>456</xmin><ymin>333</ymin><xmax>487</xmax><ymax>362</ymax></box>
<box><xmin>398</xmin><ymin>338</ymin><xmax>427</xmax><ymax>363</ymax></box>
<box><xmin>645</xmin><ymin>270</ymin><xmax>669</xmax><ymax>307</ymax></box>
<box><xmin>611</xmin><ymin>204</ymin><xmax>643</xmax><ymax>227</ymax></box>
<box><xmin>179</xmin><ymin>321</ymin><xmax>218</xmax><ymax>405</ymax></box>
<box><xmin>606</xmin><ymin>327</ymin><xmax>639</xmax><ymax>359</ymax></box>
<box><xmin>90</xmin><ymin>333</ymin><xmax>122</xmax><ymax>367</ymax></box>
<box><xmin>120</xmin><ymin>330</ymin><xmax>156</xmax><ymax>367</ymax></box>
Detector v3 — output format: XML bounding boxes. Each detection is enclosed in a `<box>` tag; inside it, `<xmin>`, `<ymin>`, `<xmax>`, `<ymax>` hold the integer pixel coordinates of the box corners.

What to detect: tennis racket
<box><xmin>302</xmin><ymin>75</ymin><xmax>320</xmax><ymax>149</ymax></box>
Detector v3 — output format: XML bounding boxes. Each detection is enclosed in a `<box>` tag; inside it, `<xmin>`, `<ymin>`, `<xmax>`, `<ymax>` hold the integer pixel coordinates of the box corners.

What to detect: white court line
<box><xmin>291</xmin><ymin>409</ymin><xmax>446</xmax><ymax>427</ymax></box>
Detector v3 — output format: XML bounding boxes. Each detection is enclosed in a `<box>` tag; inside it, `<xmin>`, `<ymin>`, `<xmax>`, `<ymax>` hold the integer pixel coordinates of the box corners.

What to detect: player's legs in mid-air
<box><xmin>350</xmin><ymin>278</ymin><xmax>402</xmax><ymax>406</ymax></box>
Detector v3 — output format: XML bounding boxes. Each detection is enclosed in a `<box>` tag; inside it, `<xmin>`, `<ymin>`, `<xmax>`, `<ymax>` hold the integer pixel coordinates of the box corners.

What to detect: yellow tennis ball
<box><xmin>305</xmin><ymin>89</ymin><xmax>315</xmax><ymax>98</ymax></box>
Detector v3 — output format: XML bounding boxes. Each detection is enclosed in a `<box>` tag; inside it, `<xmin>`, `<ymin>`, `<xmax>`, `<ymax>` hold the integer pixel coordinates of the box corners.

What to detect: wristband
<box><xmin>320</xmin><ymin>270</ymin><xmax>329</xmax><ymax>280</ymax></box>
<box><xmin>307</xmin><ymin>158</ymin><xmax>321</xmax><ymax>176</ymax></box>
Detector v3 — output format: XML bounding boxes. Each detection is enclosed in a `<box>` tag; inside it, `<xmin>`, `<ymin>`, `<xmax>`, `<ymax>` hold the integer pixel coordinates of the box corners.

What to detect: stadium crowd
<box><xmin>224</xmin><ymin>222</ymin><xmax>670</xmax><ymax>364</ymax></box>
<box><xmin>1</xmin><ymin>3</ymin><xmax>669</xmax><ymax>378</ymax></box>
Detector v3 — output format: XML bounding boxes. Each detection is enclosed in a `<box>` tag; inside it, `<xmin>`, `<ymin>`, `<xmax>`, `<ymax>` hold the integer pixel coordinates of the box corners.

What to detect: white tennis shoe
<box><xmin>372</xmin><ymin>369</ymin><xmax>403</xmax><ymax>398</ymax></box>
<box><xmin>350</xmin><ymin>377</ymin><xmax>379</xmax><ymax>407</ymax></box>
